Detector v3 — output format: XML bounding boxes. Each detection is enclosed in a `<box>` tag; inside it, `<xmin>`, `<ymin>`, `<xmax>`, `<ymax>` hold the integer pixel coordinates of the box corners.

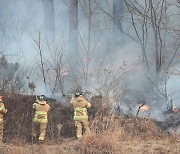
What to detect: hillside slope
<box><xmin>0</xmin><ymin>94</ymin><xmax>179</xmax><ymax>154</ymax></box>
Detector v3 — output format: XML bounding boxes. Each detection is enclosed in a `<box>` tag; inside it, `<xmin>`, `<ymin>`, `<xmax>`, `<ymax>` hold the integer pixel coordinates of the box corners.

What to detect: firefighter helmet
<box><xmin>75</xmin><ymin>92</ymin><xmax>82</xmax><ymax>97</ymax></box>
<box><xmin>38</xmin><ymin>95</ymin><xmax>46</xmax><ymax>101</ymax></box>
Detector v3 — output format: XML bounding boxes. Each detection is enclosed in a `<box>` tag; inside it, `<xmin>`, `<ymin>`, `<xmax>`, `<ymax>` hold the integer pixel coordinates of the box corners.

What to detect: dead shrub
<box><xmin>77</xmin><ymin>132</ymin><xmax>118</xmax><ymax>154</ymax></box>
<box><xmin>2</xmin><ymin>93</ymin><xmax>74</xmax><ymax>144</ymax></box>
<box><xmin>90</xmin><ymin>114</ymin><xmax>166</xmax><ymax>140</ymax></box>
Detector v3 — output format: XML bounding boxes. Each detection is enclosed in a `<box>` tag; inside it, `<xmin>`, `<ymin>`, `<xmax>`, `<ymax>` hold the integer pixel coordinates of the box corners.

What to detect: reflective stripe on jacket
<box><xmin>70</xmin><ymin>96</ymin><xmax>91</xmax><ymax>120</ymax></box>
<box><xmin>74</xmin><ymin>107</ymin><xmax>88</xmax><ymax>120</ymax></box>
<box><xmin>0</xmin><ymin>102</ymin><xmax>7</xmax><ymax>122</ymax></box>
<box><xmin>33</xmin><ymin>111</ymin><xmax>48</xmax><ymax>123</ymax></box>
<box><xmin>33</xmin><ymin>102</ymin><xmax>50</xmax><ymax>123</ymax></box>
<box><xmin>0</xmin><ymin>107</ymin><xmax>3</xmax><ymax>112</ymax></box>
<box><xmin>0</xmin><ymin>103</ymin><xmax>7</xmax><ymax>114</ymax></box>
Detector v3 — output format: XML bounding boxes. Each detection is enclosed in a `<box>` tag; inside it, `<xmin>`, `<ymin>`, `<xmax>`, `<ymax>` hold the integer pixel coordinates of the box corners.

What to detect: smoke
<box><xmin>0</xmin><ymin>0</ymin><xmax>180</xmax><ymax>126</ymax></box>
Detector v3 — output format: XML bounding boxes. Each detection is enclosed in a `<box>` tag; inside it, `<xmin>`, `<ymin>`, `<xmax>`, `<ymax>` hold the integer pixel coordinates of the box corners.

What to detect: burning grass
<box><xmin>0</xmin><ymin>94</ymin><xmax>179</xmax><ymax>154</ymax></box>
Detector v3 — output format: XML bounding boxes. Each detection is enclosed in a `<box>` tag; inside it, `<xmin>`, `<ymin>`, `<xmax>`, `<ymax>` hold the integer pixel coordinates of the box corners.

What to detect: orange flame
<box><xmin>138</xmin><ymin>104</ymin><xmax>150</xmax><ymax>112</ymax></box>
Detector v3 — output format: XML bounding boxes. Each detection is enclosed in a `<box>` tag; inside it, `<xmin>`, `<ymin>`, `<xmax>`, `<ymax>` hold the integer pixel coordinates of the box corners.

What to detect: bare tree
<box><xmin>78</xmin><ymin>0</ymin><xmax>99</xmax><ymax>87</ymax></box>
<box><xmin>69</xmin><ymin>0</ymin><xmax>79</xmax><ymax>71</ymax></box>
<box><xmin>124</xmin><ymin>0</ymin><xmax>180</xmax><ymax>75</ymax></box>
<box><xmin>124</xmin><ymin>0</ymin><xmax>180</xmax><ymax>108</ymax></box>
<box><xmin>0</xmin><ymin>54</ymin><xmax>29</xmax><ymax>94</ymax></box>
<box><xmin>45</xmin><ymin>38</ymin><xmax>68</xmax><ymax>97</ymax></box>
<box><xmin>33</xmin><ymin>30</ymin><xmax>48</xmax><ymax>92</ymax></box>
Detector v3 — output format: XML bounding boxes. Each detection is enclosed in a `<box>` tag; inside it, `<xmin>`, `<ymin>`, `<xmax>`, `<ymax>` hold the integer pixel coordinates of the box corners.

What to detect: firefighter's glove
<box><xmin>33</xmin><ymin>103</ymin><xmax>37</xmax><ymax>109</ymax></box>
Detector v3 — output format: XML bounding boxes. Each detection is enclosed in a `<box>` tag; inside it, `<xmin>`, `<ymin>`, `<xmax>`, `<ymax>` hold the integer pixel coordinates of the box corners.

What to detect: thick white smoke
<box><xmin>0</xmin><ymin>0</ymin><xmax>179</xmax><ymax>125</ymax></box>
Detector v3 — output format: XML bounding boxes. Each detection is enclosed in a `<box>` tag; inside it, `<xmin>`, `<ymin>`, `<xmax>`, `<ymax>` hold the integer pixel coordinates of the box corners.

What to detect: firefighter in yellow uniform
<box><xmin>32</xmin><ymin>95</ymin><xmax>50</xmax><ymax>144</ymax></box>
<box><xmin>0</xmin><ymin>96</ymin><xmax>7</xmax><ymax>144</ymax></box>
<box><xmin>70</xmin><ymin>92</ymin><xmax>91</xmax><ymax>139</ymax></box>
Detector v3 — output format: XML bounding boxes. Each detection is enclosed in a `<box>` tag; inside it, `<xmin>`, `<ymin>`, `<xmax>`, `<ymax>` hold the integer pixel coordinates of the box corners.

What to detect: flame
<box><xmin>172</xmin><ymin>106</ymin><xmax>180</xmax><ymax>113</ymax></box>
<box><xmin>138</xmin><ymin>104</ymin><xmax>150</xmax><ymax>112</ymax></box>
<box><xmin>60</xmin><ymin>69</ymin><xmax>68</xmax><ymax>76</ymax></box>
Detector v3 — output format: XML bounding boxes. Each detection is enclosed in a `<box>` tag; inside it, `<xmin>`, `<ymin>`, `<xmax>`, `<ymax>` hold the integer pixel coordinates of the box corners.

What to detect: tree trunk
<box><xmin>69</xmin><ymin>0</ymin><xmax>80</xmax><ymax>77</ymax></box>
<box><xmin>42</xmin><ymin>0</ymin><xmax>55</xmax><ymax>41</ymax></box>
<box><xmin>113</xmin><ymin>0</ymin><xmax>124</xmax><ymax>43</ymax></box>
<box><xmin>113</xmin><ymin>0</ymin><xmax>124</xmax><ymax>32</ymax></box>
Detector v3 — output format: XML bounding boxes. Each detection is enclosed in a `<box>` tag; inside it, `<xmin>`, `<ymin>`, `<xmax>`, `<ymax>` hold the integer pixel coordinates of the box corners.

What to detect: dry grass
<box><xmin>76</xmin><ymin>132</ymin><xmax>119</xmax><ymax>154</ymax></box>
<box><xmin>75</xmin><ymin>114</ymin><xmax>179</xmax><ymax>154</ymax></box>
<box><xmin>0</xmin><ymin>138</ymin><xmax>179</xmax><ymax>154</ymax></box>
<box><xmin>91</xmin><ymin>114</ymin><xmax>167</xmax><ymax>140</ymax></box>
<box><xmin>3</xmin><ymin>93</ymin><xmax>74</xmax><ymax>144</ymax></box>
<box><xmin>0</xmin><ymin>94</ymin><xmax>179</xmax><ymax>154</ymax></box>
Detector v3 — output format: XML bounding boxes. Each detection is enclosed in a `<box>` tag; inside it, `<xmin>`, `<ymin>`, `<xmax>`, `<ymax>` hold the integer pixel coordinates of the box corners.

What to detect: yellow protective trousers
<box><xmin>32</xmin><ymin>121</ymin><xmax>47</xmax><ymax>142</ymax></box>
<box><xmin>0</xmin><ymin>121</ymin><xmax>3</xmax><ymax>144</ymax></box>
<box><xmin>75</xmin><ymin>119</ymin><xmax>90</xmax><ymax>139</ymax></box>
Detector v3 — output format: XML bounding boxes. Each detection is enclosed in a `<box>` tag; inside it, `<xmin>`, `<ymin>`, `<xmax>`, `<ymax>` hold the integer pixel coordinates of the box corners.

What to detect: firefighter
<box><xmin>0</xmin><ymin>95</ymin><xmax>7</xmax><ymax>144</ymax></box>
<box><xmin>32</xmin><ymin>95</ymin><xmax>50</xmax><ymax>144</ymax></box>
<box><xmin>70</xmin><ymin>92</ymin><xmax>91</xmax><ymax>139</ymax></box>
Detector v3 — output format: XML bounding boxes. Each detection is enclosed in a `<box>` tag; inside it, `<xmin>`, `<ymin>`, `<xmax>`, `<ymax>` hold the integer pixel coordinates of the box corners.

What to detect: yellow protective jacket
<box><xmin>0</xmin><ymin>102</ymin><xmax>7</xmax><ymax>123</ymax></box>
<box><xmin>33</xmin><ymin>101</ymin><xmax>50</xmax><ymax>123</ymax></box>
<box><xmin>70</xmin><ymin>95</ymin><xmax>91</xmax><ymax>120</ymax></box>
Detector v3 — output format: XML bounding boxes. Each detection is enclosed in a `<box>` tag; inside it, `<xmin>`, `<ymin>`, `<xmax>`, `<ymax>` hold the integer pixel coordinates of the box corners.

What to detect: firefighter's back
<box><xmin>35</xmin><ymin>102</ymin><xmax>50</xmax><ymax>112</ymax></box>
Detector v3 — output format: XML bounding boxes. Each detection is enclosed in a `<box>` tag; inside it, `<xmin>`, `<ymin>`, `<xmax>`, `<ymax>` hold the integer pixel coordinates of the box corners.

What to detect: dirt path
<box><xmin>116</xmin><ymin>140</ymin><xmax>180</xmax><ymax>154</ymax></box>
<box><xmin>0</xmin><ymin>142</ymin><xmax>78</xmax><ymax>154</ymax></box>
<box><xmin>0</xmin><ymin>139</ymin><xmax>179</xmax><ymax>154</ymax></box>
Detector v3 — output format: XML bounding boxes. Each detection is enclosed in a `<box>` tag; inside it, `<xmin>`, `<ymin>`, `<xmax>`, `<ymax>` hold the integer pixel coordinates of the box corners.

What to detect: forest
<box><xmin>0</xmin><ymin>0</ymin><xmax>179</xmax><ymax>153</ymax></box>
